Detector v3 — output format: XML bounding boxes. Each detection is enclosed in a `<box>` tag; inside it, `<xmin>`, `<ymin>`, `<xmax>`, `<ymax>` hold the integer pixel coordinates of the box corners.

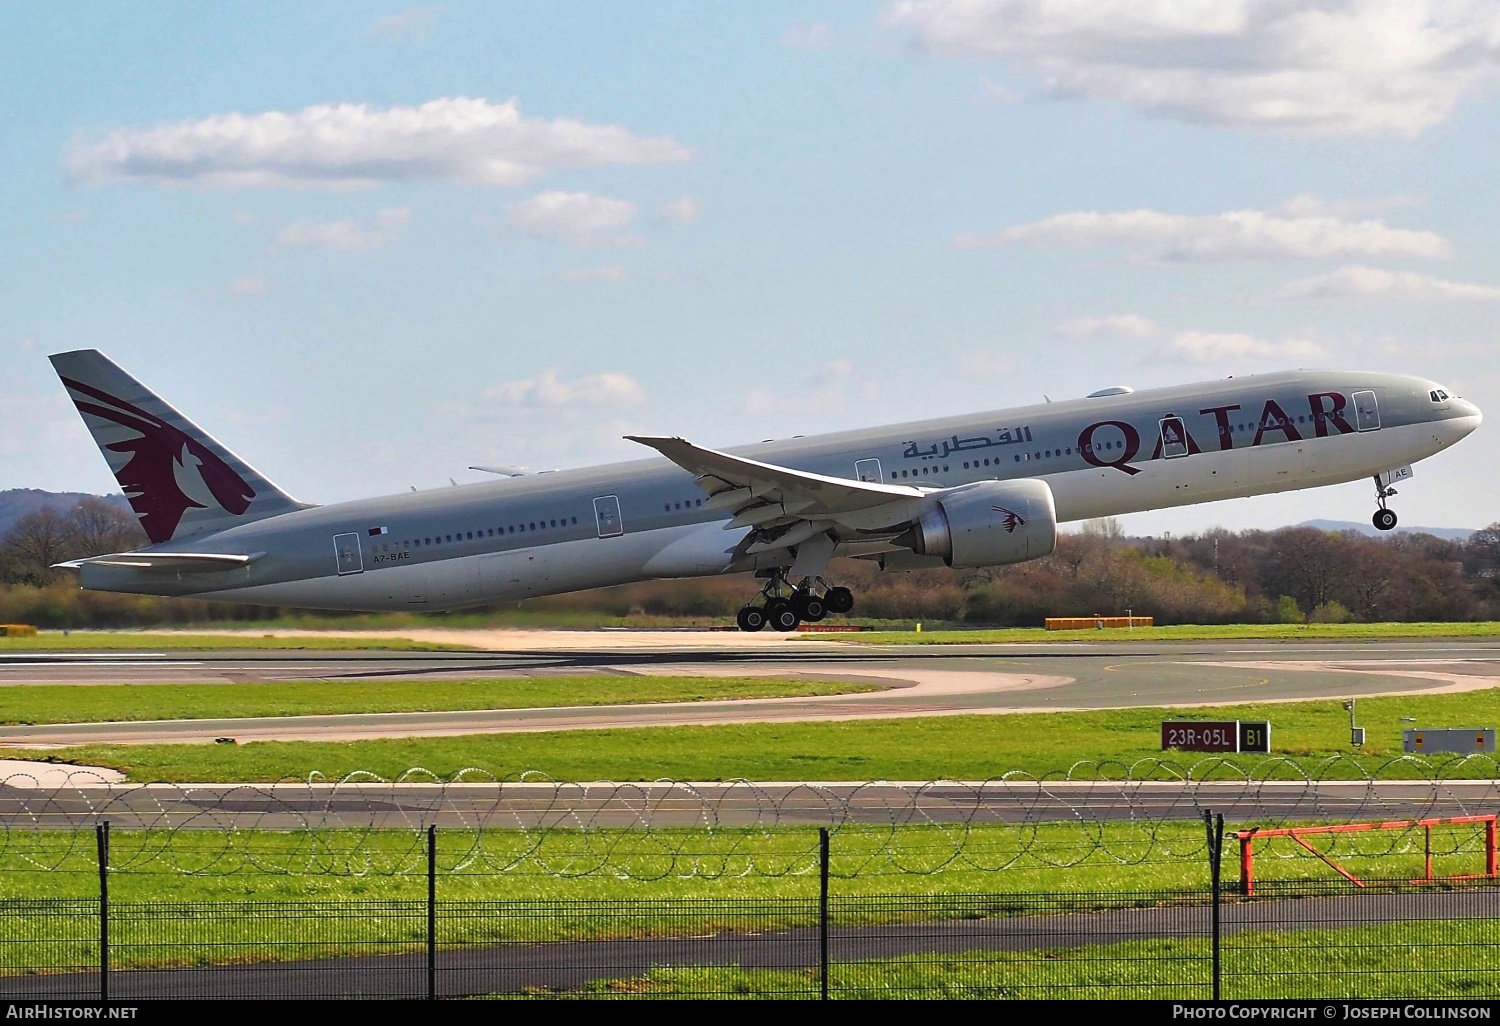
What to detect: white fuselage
<box><xmin>143</xmin><ymin>369</ymin><xmax>1477</xmax><ymax>613</ymax></box>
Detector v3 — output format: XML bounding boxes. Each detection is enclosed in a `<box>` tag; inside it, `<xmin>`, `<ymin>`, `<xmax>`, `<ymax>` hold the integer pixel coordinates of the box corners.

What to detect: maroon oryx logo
<box><xmin>60</xmin><ymin>377</ymin><xmax>256</xmax><ymax>543</ymax></box>
<box><xmin>991</xmin><ymin>505</ymin><xmax>1026</xmax><ymax>533</ymax></box>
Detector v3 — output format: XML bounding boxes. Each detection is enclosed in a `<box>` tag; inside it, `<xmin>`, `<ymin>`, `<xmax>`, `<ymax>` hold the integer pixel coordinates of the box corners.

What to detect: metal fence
<box><xmin>3</xmin><ymin>819</ymin><xmax>1500</xmax><ymax>1000</ymax></box>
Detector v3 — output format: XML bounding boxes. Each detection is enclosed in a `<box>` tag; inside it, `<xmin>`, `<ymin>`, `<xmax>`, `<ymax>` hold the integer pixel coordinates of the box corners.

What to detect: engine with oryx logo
<box><xmin>895</xmin><ymin>479</ymin><xmax>1058</xmax><ymax>568</ymax></box>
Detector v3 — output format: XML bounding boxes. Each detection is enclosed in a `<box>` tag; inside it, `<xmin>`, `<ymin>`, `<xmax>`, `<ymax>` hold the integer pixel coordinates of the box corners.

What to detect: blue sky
<box><xmin>5</xmin><ymin>1</ymin><xmax>1500</xmax><ymax>534</ymax></box>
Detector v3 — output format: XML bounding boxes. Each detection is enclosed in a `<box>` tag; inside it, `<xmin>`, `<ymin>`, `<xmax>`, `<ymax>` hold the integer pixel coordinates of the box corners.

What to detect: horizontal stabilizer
<box><xmin>54</xmin><ymin>552</ymin><xmax>265</xmax><ymax>573</ymax></box>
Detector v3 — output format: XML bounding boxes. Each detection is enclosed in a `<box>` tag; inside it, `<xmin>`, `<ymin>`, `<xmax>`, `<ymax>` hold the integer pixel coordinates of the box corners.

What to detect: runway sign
<box><xmin>1239</xmin><ymin>721</ymin><xmax>1271</xmax><ymax>754</ymax></box>
<box><xmin>1161</xmin><ymin>720</ymin><xmax>1239</xmax><ymax>753</ymax></box>
<box><xmin>1403</xmin><ymin>728</ymin><xmax>1496</xmax><ymax>754</ymax></box>
<box><xmin>1161</xmin><ymin>720</ymin><xmax>1271</xmax><ymax>753</ymax></box>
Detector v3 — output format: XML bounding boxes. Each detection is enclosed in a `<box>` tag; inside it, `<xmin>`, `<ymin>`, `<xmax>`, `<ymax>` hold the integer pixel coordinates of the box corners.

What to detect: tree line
<box><xmin>2</xmin><ymin>499</ymin><xmax>1498</xmax><ymax>627</ymax></box>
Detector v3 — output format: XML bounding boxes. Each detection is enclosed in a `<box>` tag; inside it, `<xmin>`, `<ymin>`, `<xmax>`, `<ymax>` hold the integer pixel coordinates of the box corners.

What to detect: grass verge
<box><xmin>26</xmin><ymin>686</ymin><xmax>1500</xmax><ymax>782</ymax></box>
<box><xmin>827</xmin><ymin>621</ymin><xmax>1500</xmax><ymax>645</ymax></box>
<box><xmin>0</xmin><ymin>677</ymin><xmax>877</xmax><ymax>725</ymax></box>
<box><xmin>0</xmin><ymin>632</ymin><xmax>472</xmax><ymax>651</ymax></box>
<box><xmin>564</xmin><ymin>920</ymin><xmax>1496</xmax><ymax>1000</ymax></box>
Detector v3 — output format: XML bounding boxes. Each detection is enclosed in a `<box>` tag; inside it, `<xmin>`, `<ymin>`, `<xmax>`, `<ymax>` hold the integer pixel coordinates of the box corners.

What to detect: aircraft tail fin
<box><xmin>49</xmin><ymin>349</ymin><xmax>310</xmax><ymax>544</ymax></box>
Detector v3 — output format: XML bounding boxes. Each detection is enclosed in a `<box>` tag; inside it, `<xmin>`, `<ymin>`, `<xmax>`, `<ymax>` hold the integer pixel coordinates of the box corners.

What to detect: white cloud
<box><xmin>273</xmin><ymin>207</ymin><xmax>410</xmax><ymax>252</ymax></box>
<box><xmin>954</xmin><ymin>349</ymin><xmax>1016</xmax><ymax>376</ymax></box>
<box><xmin>274</xmin><ymin>219</ymin><xmax>385</xmax><ymax>252</ymax></box>
<box><xmin>228</xmin><ymin>274</ymin><xmax>271</xmax><ymax>297</ymax></box>
<box><xmin>560</xmin><ymin>265</ymin><xmax>628</xmax><ymax>282</ymax></box>
<box><xmin>744</xmin><ymin>360</ymin><xmax>879</xmax><ymax>415</ymax></box>
<box><xmin>1276</xmin><ymin>193</ymin><xmax>1426</xmax><ymax>219</ymax></box>
<box><xmin>485</xmin><ymin>369</ymin><xmax>645</xmax><ymax>408</ymax></box>
<box><xmin>1279</xmin><ymin>265</ymin><xmax>1500</xmax><ymax>301</ymax></box>
<box><xmin>782</xmin><ymin>21</ymin><xmax>832</xmax><ymax>50</ymax></box>
<box><xmin>1053</xmin><ymin>314</ymin><xmax>1160</xmax><ymax>340</ymax></box>
<box><xmin>66</xmin><ymin>96</ymin><xmax>691</xmax><ymax>189</ymax></box>
<box><xmin>368</xmin><ymin>5</ymin><xmax>443</xmax><ymax>44</ymax></box>
<box><xmin>377</xmin><ymin>206</ymin><xmax>411</xmax><ymax>228</ymax></box>
<box><xmin>960</xmin><ymin>204</ymin><xmax>1452</xmax><ymax>261</ymax></box>
<box><xmin>1150</xmin><ymin>330</ymin><xmax>1324</xmax><ymax>364</ymax></box>
<box><xmin>885</xmin><ymin>0</ymin><xmax>1500</xmax><ymax>136</ymax></box>
<box><xmin>979</xmin><ymin>77</ymin><xmax>1021</xmax><ymax>103</ymax></box>
<box><xmin>508</xmin><ymin>190</ymin><xmax>639</xmax><ymax>247</ymax></box>
<box><xmin>659</xmin><ymin>195</ymin><xmax>701</xmax><ymax>224</ymax></box>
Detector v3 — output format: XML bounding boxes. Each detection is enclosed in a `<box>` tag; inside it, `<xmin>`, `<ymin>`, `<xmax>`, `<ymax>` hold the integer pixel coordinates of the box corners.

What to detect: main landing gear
<box><xmin>736</xmin><ymin>571</ymin><xmax>854</xmax><ymax>632</ymax></box>
<box><xmin>1372</xmin><ymin>475</ymin><xmax>1399</xmax><ymax>532</ymax></box>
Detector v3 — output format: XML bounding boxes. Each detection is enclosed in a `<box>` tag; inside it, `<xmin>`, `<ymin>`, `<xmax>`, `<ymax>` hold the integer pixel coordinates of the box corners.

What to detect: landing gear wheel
<box><xmin>794</xmin><ymin>591</ymin><xmax>827</xmax><ymax>622</ymax></box>
<box><xmin>736</xmin><ymin>606</ymin><xmax>767</xmax><ymax>632</ymax></box>
<box><xmin>824</xmin><ymin>587</ymin><xmax>854</xmax><ymax>615</ymax></box>
<box><xmin>1373</xmin><ymin>508</ymin><xmax>1398</xmax><ymax>532</ymax></box>
<box><xmin>765</xmin><ymin>599</ymin><xmax>801</xmax><ymax>632</ymax></box>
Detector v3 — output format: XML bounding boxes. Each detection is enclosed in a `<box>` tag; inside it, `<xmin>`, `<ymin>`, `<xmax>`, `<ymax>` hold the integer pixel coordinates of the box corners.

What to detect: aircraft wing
<box><xmin>54</xmin><ymin>552</ymin><xmax>265</xmax><ymax>573</ymax></box>
<box><xmin>625</xmin><ymin>435</ymin><xmax>926</xmax><ymax>536</ymax></box>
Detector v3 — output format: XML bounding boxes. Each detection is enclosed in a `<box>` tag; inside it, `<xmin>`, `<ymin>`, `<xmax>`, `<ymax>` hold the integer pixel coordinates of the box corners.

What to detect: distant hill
<box><xmin>0</xmin><ymin>489</ymin><xmax>131</xmax><ymax>536</ymax></box>
<box><xmin>1297</xmin><ymin>519</ymin><xmax>1476</xmax><ymax>541</ymax></box>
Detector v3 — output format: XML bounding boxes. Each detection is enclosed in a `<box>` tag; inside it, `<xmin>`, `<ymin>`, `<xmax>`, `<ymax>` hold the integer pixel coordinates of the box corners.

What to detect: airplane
<box><xmin>49</xmin><ymin>350</ymin><xmax>1481</xmax><ymax>631</ymax></box>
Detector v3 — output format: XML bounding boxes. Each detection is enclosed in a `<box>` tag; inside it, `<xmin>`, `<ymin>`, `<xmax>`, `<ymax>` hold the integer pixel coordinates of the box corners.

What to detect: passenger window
<box><xmin>1014</xmin><ymin>455</ymin><xmax>1020</xmax><ymax>462</ymax></box>
<box><xmin>551</xmin><ymin>519</ymin><xmax>557</xmax><ymax>527</ymax></box>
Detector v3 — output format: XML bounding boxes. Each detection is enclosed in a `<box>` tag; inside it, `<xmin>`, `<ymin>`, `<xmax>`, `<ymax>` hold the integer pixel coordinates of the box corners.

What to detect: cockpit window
<box><xmin>1430</xmin><ymin>389</ymin><xmax>1451</xmax><ymax>402</ymax></box>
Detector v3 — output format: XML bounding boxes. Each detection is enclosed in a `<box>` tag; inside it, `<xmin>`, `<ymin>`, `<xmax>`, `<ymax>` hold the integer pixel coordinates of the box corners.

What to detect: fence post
<box><xmin>1487</xmin><ymin>817</ymin><xmax>1497</xmax><ymax>879</ymax></box>
<box><xmin>1204</xmin><ymin>811</ymin><xmax>1223</xmax><ymax>1002</ymax></box>
<box><xmin>1239</xmin><ymin>831</ymin><xmax>1254</xmax><ymax>896</ymax></box>
<box><xmin>819</xmin><ymin>827</ymin><xmax>829</xmax><ymax>1002</ymax></box>
<box><xmin>96</xmin><ymin>821</ymin><xmax>109</xmax><ymax>1003</ymax></box>
<box><xmin>427</xmin><ymin>824</ymin><xmax>436</xmax><ymax>1001</ymax></box>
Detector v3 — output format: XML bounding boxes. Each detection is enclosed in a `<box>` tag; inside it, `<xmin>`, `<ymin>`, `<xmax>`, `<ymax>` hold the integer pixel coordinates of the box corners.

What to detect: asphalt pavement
<box><xmin>1</xmin><ymin>634</ymin><xmax>1497</xmax><ymax>745</ymax></box>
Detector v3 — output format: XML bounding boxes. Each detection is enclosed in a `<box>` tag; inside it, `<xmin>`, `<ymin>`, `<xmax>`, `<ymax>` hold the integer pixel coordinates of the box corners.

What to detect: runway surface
<box><xmin>1</xmin><ymin>632</ymin><xmax>1498</xmax><ymax>745</ymax></box>
<box><xmin>4</xmin><ymin>779</ymin><xmax>1497</xmax><ymax>829</ymax></box>
<box><xmin>6</xmin><ymin>890</ymin><xmax>1491</xmax><ymax>999</ymax></box>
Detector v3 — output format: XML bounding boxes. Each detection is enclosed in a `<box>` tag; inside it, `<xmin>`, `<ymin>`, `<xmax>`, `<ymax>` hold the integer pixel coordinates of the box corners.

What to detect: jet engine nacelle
<box><xmin>899</xmin><ymin>479</ymin><xmax>1057</xmax><ymax>568</ymax></box>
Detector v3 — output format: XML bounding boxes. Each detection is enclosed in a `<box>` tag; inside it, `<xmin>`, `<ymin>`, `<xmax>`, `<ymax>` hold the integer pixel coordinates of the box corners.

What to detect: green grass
<box><xmin>0</xmin><ymin>676</ymin><xmax>876</xmax><ymax>725</ymax></box>
<box><xmin>826</xmin><ymin>621</ymin><xmax>1500</xmax><ymax>645</ymax></box>
<box><xmin>31</xmin><ymin>685</ymin><xmax>1500</xmax><ymax>782</ymax></box>
<box><xmin>0</xmin><ymin>632</ymin><xmax>472</xmax><ymax>651</ymax></box>
<box><xmin>564</xmin><ymin>920</ymin><xmax>1500</xmax><ymax>1000</ymax></box>
<box><xmin>3</xmin><ymin>818</ymin><xmax>1477</xmax><ymax>902</ymax></box>
<box><xmin>3</xmin><ymin>820</ymin><xmax>1490</xmax><ymax>978</ymax></box>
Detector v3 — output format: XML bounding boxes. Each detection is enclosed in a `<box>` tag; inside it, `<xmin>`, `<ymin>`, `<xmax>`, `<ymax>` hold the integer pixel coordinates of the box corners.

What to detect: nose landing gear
<box><xmin>1372</xmin><ymin>475</ymin><xmax>1399</xmax><ymax>532</ymax></box>
<box><xmin>736</xmin><ymin>572</ymin><xmax>856</xmax><ymax>632</ymax></box>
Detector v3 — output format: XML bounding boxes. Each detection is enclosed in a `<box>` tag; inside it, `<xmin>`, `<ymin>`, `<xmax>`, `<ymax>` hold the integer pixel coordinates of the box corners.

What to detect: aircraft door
<box><xmin>855</xmin><ymin>458</ymin><xmax>883</xmax><ymax>483</ymax></box>
<box><xmin>593</xmin><ymin>495</ymin><xmax>623</xmax><ymax>538</ymax></box>
<box><xmin>333</xmin><ymin>532</ymin><xmax>363</xmax><ymax>575</ymax></box>
<box><xmin>1158</xmin><ymin>416</ymin><xmax>1189</xmax><ymax>459</ymax></box>
<box><xmin>1352</xmin><ymin>390</ymin><xmax>1381</xmax><ymax>431</ymax></box>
